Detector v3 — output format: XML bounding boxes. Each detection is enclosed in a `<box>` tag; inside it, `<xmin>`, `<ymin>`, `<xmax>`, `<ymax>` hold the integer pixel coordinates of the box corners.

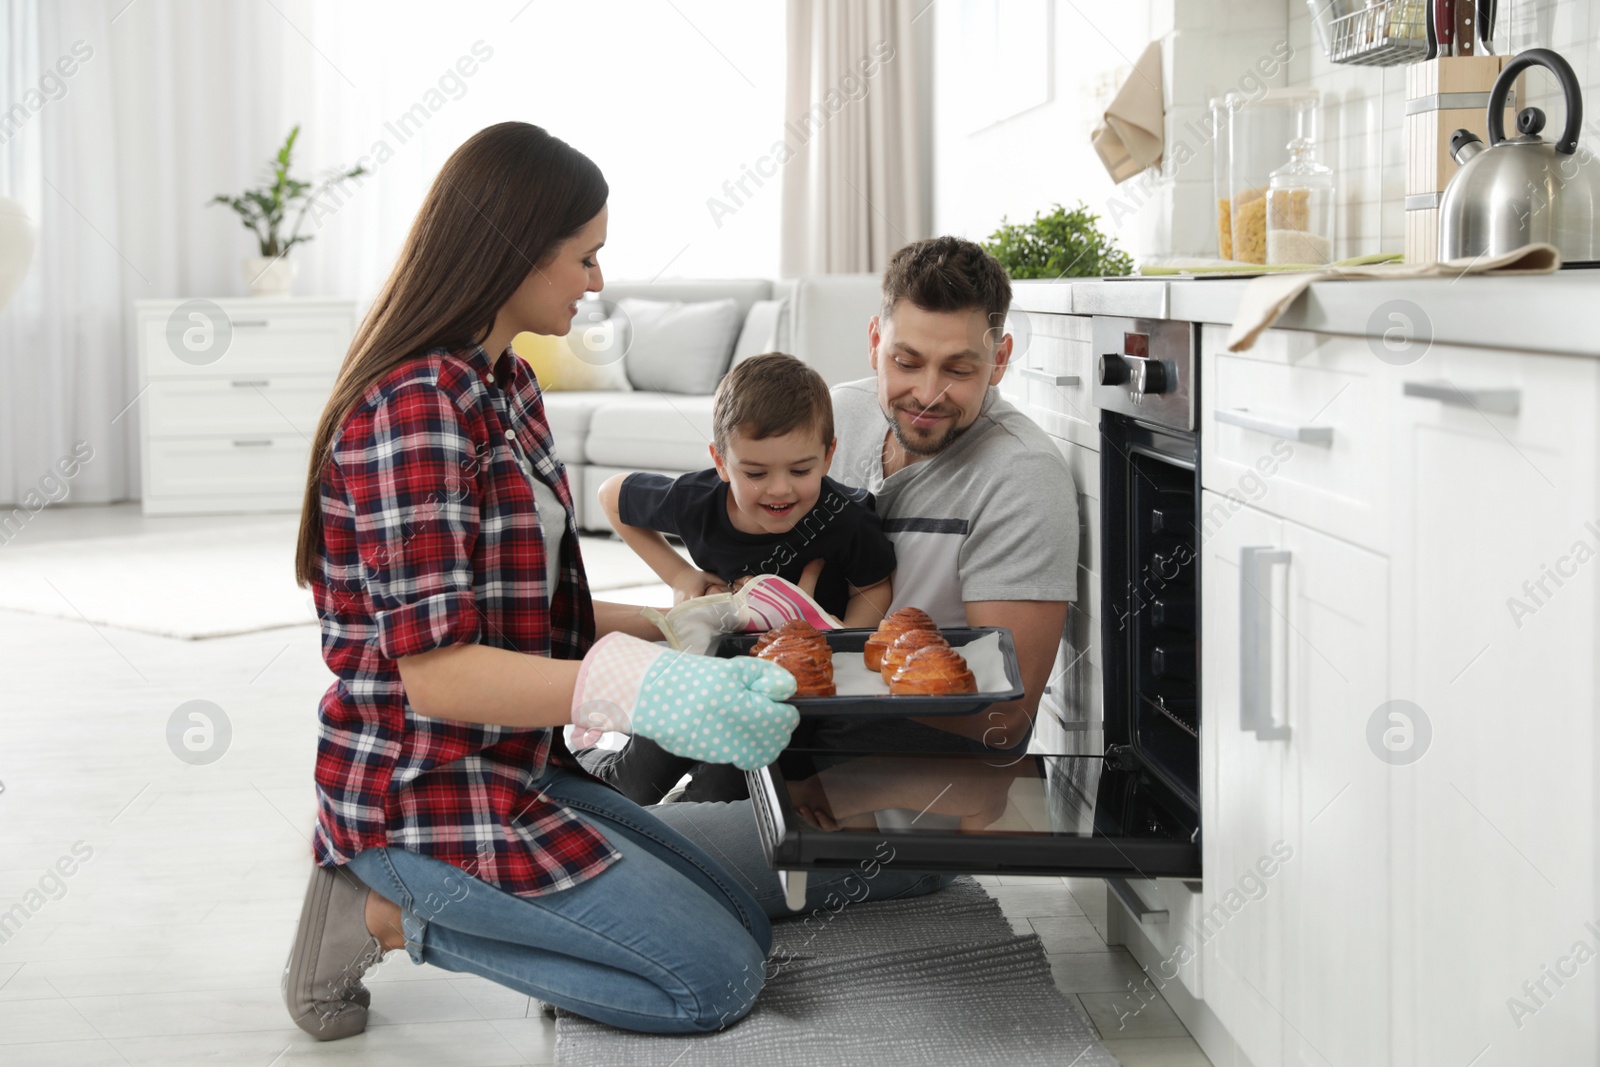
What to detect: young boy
<box><xmin>598</xmin><ymin>352</ymin><xmax>895</xmax><ymax>628</ymax></box>
<box><xmin>587</xmin><ymin>353</ymin><xmax>895</xmax><ymax>805</ymax></box>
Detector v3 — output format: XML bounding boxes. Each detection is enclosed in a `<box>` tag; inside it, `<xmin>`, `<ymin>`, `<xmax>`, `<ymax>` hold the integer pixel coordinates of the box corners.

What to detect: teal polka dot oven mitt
<box><xmin>570</xmin><ymin>634</ymin><xmax>799</xmax><ymax>770</ymax></box>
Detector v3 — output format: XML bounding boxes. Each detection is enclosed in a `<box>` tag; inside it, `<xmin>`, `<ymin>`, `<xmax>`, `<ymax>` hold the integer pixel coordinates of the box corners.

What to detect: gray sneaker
<box><xmin>282</xmin><ymin>864</ymin><xmax>387</xmax><ymax>1040</ymax></box>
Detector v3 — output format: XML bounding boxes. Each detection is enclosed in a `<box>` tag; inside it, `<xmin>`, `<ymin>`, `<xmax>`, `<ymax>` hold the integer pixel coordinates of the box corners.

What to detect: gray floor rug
<box><xmin>555</xmin><ymin>876</ymin><xmax>1118</xmax><ymax>1066</ymax></box>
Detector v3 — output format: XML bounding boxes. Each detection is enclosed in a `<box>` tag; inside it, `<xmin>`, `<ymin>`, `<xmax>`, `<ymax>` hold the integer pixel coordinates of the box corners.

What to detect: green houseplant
<box><xmin>210</xmin><ymin>125</ymin><xmax>366</xmax><ymax>296</ymax></box>
<box><xmin>982</xmin><ymin>201</ymin><xmax>1135</xmax><ymax>279</ymax></box>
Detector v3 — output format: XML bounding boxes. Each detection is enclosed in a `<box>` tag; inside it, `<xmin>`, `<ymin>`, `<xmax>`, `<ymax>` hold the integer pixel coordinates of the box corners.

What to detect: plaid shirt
<box><xmin>309</xmin><ymin>343</ymin><xmax>618</xmax><ymax>897</ymax></box>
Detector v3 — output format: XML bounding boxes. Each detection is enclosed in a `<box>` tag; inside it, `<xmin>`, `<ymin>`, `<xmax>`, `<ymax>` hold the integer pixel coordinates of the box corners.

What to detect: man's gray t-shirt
<box><xmin>830</xmin><ymin>378</ymin><xmax>1079</xmax><ymax>626</ymax></box>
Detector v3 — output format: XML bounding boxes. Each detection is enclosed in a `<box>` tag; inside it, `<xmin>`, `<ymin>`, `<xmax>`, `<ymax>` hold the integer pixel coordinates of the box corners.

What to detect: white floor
<box><xmin>0</xmin><ymin>504</ymin><xmax>1210</xmax><ymax>1066</ymax></box>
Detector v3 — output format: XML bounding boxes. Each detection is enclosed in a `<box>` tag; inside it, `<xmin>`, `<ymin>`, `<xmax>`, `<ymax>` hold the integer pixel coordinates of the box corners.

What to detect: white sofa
<box><xmin>545</xmin><ymin>274</ymin><xmax>883</xmax><ymax>531</ymax></box>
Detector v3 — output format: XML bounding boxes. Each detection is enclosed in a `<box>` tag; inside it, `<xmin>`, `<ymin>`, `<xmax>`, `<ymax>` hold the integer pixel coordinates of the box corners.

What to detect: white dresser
<box><xmin>134</xmin><ymin>298</ymin><xmax>357</xmax><ymax>515</ymax></box>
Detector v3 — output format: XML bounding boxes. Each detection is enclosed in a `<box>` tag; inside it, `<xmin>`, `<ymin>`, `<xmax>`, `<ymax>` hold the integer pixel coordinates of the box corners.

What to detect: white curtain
<box><xmin>0</xmin><ymin>0</ymin><xmax>786</xmax><ymax>509</ymax></box>
<box><xmin>779</xmin><ymin>0</ymin><xmax>934</xmax><ymax>276</ymax></box>
<box><xmin>0</xmin><ymin>0</ymin><xmax>300</xmax><ymax>507</ymax></box>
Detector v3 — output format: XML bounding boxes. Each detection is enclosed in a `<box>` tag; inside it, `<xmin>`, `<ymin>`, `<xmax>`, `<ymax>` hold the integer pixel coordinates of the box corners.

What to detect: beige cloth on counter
<box><xmin>1226</xmin><ymin>244</ymin><xmax>1562</xmax><ymax>351</ymax></box>
<box><xmin>1092</xmin><ymin>40</ymin><xmax>1164</xmax><ymax>183</ymax></box>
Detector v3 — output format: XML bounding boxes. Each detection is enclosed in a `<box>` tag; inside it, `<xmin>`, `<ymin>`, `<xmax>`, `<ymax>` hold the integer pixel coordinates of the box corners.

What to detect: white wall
<box><xmin>934</xmin><ymin>0</ymin><xmax>1600</xmax><ymax>265</ymax></box>
<box><xmin>931</xmin><ymin>0</ymin><xmax>1163</xmax><ymax>262</ymax></box>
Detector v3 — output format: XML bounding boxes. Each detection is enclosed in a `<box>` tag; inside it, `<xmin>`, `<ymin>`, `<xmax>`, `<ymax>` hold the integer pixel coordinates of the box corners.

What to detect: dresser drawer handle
<box><xmin>1402</xmin><ymin>380</ymin><xmax>1520</xmax><ymax>415</ymax></box>
<box><xmin>1020</xmin><ymin>367</ymin><xmax>1080</xmax><ymax>386</ymax></box>
<box><xmin>232</xmin><ymin>439</ymin><xmax>274</xmax><ymax>447</ymax></box>
<box><xmin>1215</xmin><ymin>407</ymin><xmax>1333</xmax><ymax>444</ymax></box>
<box><xmin>231</xmin><ymin>380</ymin><xmax>270</xmax><ymax>388</ymax></box>
<box><xmin>231</xmin><ymin>320</ymin><xmax>269</xmax><ymax>329</ymax></box>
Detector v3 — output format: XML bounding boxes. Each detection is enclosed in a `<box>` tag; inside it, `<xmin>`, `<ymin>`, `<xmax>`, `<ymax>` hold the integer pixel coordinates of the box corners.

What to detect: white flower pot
<box><xmin>243</xmin><ymin>256</ymin><xmax>299</xmax><ymax>297</ymax></box>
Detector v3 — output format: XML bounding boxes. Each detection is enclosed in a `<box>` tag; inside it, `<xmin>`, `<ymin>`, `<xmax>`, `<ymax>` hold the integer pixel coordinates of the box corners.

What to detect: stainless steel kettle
<box><xmin>1439</xmin><ymin>48</ymin><xmax>1600</xmax><ymax>266</ymax></box>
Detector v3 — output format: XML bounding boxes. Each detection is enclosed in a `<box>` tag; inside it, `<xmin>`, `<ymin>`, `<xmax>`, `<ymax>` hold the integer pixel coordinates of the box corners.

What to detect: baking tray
<box><xmin>710</xmin><ymin>626</ymin><xmax>1023</xmax><ymax>717</ymax></box>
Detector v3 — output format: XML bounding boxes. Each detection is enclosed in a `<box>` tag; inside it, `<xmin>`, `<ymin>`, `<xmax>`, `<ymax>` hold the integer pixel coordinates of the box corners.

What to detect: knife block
<box><xmin>1404</xmin><ymin>55</ymin><xmax>1520</xmax><ymax>264</ymax></box>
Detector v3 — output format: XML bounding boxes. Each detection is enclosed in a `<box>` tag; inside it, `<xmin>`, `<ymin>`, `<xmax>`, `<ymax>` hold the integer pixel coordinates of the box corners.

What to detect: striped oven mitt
<box><xmin>570</xmin><ymin>633</ymin><xmax>799</xmax><ymax>770</ymax></box>
<box><xmin>642</xmin><ymin>574</ymin><xmax>839</xmax><ymax>655</ymax></box>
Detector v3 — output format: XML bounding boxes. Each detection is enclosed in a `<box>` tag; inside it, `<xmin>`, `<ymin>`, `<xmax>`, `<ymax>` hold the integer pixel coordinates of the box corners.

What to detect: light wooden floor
<box><xmin>0</xmin><ymin>504</ymin><xmax>1210</xmax><ymax>1065</ymax></box>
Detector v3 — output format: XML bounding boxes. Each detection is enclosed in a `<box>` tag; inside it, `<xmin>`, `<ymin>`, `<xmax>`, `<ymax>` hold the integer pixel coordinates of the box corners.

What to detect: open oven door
<box><xmin>746</xmin><ymin>746</ymin><xmax>1200</xmax><ymax>892</ymax></box>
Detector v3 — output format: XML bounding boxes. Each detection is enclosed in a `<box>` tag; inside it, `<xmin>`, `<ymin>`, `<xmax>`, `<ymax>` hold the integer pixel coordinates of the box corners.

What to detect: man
<box><xmin>823</xmin><ymin>234</ymin><xmax>1079</xmax><ymax>750</ymax></box>
<box><xmin>654</xmin><ymin>236</ymin><xmax>1079</xmax><ymax>916</ymax></box>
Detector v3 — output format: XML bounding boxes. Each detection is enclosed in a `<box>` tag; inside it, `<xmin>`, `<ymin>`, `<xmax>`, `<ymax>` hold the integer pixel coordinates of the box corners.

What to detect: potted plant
<box><xmin>981</xmin><ymin>201</ymin><xmax>1135</xmax><ymax>279</ymax></box>
<box><xmin>210</xmin><ymin>126</ymin><xmax>366</xmax><ymax>297</ymax></box>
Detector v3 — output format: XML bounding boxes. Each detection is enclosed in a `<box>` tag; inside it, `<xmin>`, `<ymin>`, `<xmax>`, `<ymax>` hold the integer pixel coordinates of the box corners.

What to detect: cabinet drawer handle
<box><xmin>1215</xmin><ymin>407</ymin><xmax>1332</xmax><ymax>444</ymax></box>
<box><xmin>1402</xmin><ymin>380</ymin><xmax>1520</xmax><ymax>415</ymax></box>
<box><xmin>1107</xmin><ymin>877</ymin><xmax>1168</xmax><ymax>925</ymax></box>
<box><xmin>232</xmin><ymin>439</ymin><xmax>274</xmax><ymax>447</ymax></box>
<box><xmin>1240</xmin><ymin>546</ymin><xmax>1291</xmax><ymax>741</ymax></box>
<box><xmin>231</xmin><ymin>380</ymin><xmax>270</xmax><ymax>388</ymax></box>
<box><xmin>1020</xmin><ymin>367</ymin><xmax>1080</xmax><ymax>386</ymax></box>
<box><xmin>231</xmin><ymin>320</ymin><xmax>269</xmax><ymax>329</ymax></box>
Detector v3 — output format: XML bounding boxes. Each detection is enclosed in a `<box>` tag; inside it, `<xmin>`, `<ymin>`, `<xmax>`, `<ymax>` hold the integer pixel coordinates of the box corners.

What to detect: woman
<box><xmin>282</xmin><ymin>122</ymin><xmax>802</xmax><ymax>1040</ymax></box>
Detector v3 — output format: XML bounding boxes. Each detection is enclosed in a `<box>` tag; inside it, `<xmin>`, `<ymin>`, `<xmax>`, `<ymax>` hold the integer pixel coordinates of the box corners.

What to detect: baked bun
<box><xmin>753</xmin><ymin>619</ymin><xmax>823</xmax><ymax>654</ymax></box>
<box><xmin>889</xmin><ymin>645</ymin><xmax>977</xmax><ymax>695</ymax></box>
<box><xmin>754</xmin><ymin>624</ymin><xmax>834</xmax><ymax>697</ymax></box>
<box><xmin>863</xmin><ymin>608</ymin><xmax>938</xmax><ymax>672</ymax></box>
<box><xmin>879</xmin><ymin>628</ymin><xmax>951</xmax><ymax>683</ymax></box>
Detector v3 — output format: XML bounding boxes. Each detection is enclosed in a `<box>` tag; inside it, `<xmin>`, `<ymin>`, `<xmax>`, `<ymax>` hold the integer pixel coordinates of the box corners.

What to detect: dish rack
<box><xmin>1308</xmin><ymin>0</ymin><xmax>1429</xmax><ymax>66</ymax></box>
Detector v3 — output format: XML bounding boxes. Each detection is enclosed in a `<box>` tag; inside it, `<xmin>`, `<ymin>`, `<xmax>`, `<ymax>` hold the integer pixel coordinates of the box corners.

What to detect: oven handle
<box><xmin>1240</xmin><ymin>546</ymin><xmax>1292</xmax><ymax>741</ymax></box>
<box><xmin>1215</xmin><ymin>407</ymin><xmax>1333</xmax><ymax>444</ymax></box>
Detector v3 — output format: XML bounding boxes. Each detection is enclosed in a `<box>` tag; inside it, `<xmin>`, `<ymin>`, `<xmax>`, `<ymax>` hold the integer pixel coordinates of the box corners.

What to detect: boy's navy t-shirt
<box><xmin>618</xmin><ymin>469</ymin><xmax>896</xmax><ymax>618</ymax></box>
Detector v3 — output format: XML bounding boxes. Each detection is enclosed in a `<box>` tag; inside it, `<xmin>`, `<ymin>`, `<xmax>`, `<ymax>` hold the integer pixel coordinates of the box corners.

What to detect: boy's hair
<box><xmin>880</xmin><ymin>235</ymin><xmax>1012</xmax><ymax>333</ymax></box>
<box><xmin>712</xmin><ymin>352</ymin><xmax>834</xmax><ymax>454</ymax></box>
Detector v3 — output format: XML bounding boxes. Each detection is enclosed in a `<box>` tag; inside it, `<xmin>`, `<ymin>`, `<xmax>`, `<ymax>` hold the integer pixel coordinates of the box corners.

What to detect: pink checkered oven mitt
<box><xmin>641</xmin><ymin>574</ymin><xmax>838</xmax><ymax>655</ymax></box>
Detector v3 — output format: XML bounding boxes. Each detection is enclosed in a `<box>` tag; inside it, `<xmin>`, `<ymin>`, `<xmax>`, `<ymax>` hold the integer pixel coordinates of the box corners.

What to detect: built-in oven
<box><xmin>1096</xmin><ymin>316</ymin><xmax>1201</xmax><ymax>815</ymax></box>
<box><xmin>744</xmin><ymin>314</ymin><xmax>1203</xmax><ymax>898</ymax></box>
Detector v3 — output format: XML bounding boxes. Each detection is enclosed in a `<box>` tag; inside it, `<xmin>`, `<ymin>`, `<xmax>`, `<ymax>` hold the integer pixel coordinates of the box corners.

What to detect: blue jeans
<box><xmin>349</xmin><ymin>766</ymin><xmax>771</xmax><ymax>1034</ymax></box>
<box><xmin>350</xmin><ymin>768</ymin><xmax>950</xmax><ymax>1034</ymax></box>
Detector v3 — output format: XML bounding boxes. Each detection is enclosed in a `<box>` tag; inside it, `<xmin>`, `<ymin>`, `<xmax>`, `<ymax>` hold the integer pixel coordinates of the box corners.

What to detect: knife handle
<box><xmin>1436</xmin><ymin>0</ymin><xmax>1454</xmax><ymax>54</ymax></box>
<box><xmin>1457</xmin><ymin>0</ymin><xmax>1475</xmax><ymax>54</ymax></box>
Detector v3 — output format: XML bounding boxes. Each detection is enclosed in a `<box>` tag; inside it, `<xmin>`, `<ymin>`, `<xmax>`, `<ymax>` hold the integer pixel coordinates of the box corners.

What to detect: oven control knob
<box><xmin>1133</xmin><ymin>358</ymin><xmax>1169</xmax><ymax>395</ymax></box>
<box><xmin>1099</xmin><ymin>353</ymin><xmax>1130</xmax><ymax>386</ymax></box>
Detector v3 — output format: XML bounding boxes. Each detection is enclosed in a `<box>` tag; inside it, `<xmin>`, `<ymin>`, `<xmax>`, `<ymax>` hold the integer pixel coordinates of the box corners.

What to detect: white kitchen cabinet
<box><xmin>1201</xmin><ymin>324</ymin><xmax>1391</xmax><ymax>556</ymax></box>
<box><xmin>1201</xmin><ymin>494</ymin><xmax>1292</xmax><ymax>1064</ymax></box>
<box><xmin>1036</xmin><ymin>431</ymin><xmax>1103</xmax><ymax>756</ymax></box>
<box><xmin>135</xmin><ymin>298</ymin><xmax>357</xmax><ymax>514</ymax></box>
<box><xmin>1200</xmin><ymin>489</ymin><xmax>1393</xmax><ymax>1067</ymax></box>
<box><xmin>1387</xmin><ymin>345</ymin><xmax>1600</xmax><ymax>1066</ymax></box>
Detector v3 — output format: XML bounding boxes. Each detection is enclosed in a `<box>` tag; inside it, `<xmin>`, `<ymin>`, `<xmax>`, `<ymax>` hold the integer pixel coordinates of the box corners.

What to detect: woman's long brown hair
<box><xmin>294</xmin><ymin>122</ymin><xmax>607</xmax><ymax>587</ymax></box>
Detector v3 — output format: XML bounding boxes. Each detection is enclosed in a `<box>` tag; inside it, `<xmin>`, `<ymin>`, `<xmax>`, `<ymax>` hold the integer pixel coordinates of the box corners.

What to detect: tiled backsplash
<box><xmin>1162</xmin><ymin>0</ymin><xmax>1599</xmax><ymax>262</ymax></box>
<box><xmin>932</xmin><ymin>0</ymin><xmax>1598</xmax><ymax>266</ymax></box>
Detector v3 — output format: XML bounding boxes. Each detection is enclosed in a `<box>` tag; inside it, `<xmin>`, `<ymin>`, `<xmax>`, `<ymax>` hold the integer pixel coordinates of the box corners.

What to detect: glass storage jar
<box><xmin>1224</xmin><ymin>88</ymin><xmax>1322</xmax><ymax>264</ymax></box>
<box><xmin>1211</xmin><ymin>97</ymin><xmax>1232</xmax><ymax>259</ymax></box>
<box><xmin>1266</xmin><ymin>137</ymin><xmax>1336</xmax><ymax>265</ymax></box>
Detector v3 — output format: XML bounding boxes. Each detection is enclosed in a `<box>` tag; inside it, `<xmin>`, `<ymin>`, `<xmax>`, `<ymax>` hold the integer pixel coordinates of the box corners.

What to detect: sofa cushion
<box><xmin>730</xmin><ymin>298</ymin><xmax>787</xmax><ymax>366</ymax></box>
<box><xmin>514</xmin><ymin>330</ymin><xmax>630</xmax><ymax>392</ymax></box>
<box><xmin>619</xmin><ymin>297</ymin><xmax>742</xmax><ymax>395</ymax></box>
<box><xmin>598</xmin><ymin>279</ymin><xmax>772</xmax><ymax>324</ymax></box>
<box><xmin>788</xmin><ymin>273</ymin><xmax>882</xmax><ymax>385</ymax></box>
<box><xmin>584</xmin><ymin>394</ymin><xmax>715</xmax><ymax>471</ymax></box>
<box><xmin>540</xmin><ymin>391</ymin><xmax>621</xmax><ymax>466</ymax></box>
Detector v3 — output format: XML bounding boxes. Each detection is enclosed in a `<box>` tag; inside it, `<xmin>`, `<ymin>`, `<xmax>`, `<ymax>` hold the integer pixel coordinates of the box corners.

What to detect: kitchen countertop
<box><xmin>1011</xmin><ymin>273</ymin><xmax>1600</xmax><ymax>359</ymax></box>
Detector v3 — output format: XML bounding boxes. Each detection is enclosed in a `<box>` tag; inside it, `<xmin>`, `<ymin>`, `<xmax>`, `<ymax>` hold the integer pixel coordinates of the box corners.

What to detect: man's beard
<box><xmin>886</xmin><ymin>403</ymin><xmax>969</xmax><ymax>457</ymax></box>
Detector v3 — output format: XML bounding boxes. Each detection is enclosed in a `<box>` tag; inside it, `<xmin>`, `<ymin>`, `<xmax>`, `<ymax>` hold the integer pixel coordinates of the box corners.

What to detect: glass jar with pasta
<box><xmin>1224</xmin><ymin>88</ymin><xmax>1322</xmax><ymax>265</ymax></box>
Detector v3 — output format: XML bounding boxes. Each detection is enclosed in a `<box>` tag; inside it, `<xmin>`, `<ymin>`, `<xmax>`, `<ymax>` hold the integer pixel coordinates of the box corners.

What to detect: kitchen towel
<box><xmin>554</xmin><ymin>876</ymin><xmax>1117</xmax><ymax>1066</ymax></box>
<box><xmin>1226</xmin><ymin>242</ymin><xmax>1561</xmax><ymax>351</ymax></box>
<box><xmin>1092</xmin><ymin>40</ymin><xmax>1165</xmax><ymax>183</ymax></box>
